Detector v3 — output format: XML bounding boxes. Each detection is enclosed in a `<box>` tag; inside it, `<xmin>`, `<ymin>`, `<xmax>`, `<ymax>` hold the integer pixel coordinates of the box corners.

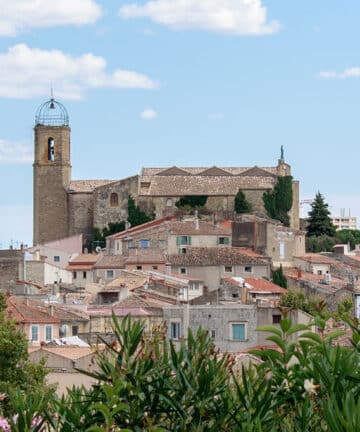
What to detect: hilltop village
<box><xmin>1</xmin><ymin>97</ymin><xmax>360</xmax><ymax>392</ymax></box>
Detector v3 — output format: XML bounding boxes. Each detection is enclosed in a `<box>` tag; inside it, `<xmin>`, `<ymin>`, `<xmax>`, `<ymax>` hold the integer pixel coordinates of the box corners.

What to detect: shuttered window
<box><xmin>231</xmin><ymin>323</ymin><xmax>246</xmax><ymax>341</ymax></box>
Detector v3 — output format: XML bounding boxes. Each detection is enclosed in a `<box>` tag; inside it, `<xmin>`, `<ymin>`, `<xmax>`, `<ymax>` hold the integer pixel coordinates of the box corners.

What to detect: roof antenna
<box><xmin>50</xmin><ymin>86</ymin><xmax>55</xmax><ymax>109</ymax></box>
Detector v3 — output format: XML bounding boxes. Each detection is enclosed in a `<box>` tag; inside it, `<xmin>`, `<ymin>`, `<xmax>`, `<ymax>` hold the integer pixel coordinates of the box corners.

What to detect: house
<box><xmin>148</xmin><ymin>270</ymin><xmax>205</xmax><ymax>301</ymax></box>
<box><xmin>106</xmin><ymin>216</ymin><xmax>232</xmax><ymax>256</ymax></box>
<box><xmin>92</xmin><ymin>255</ymin><xmax>126</xmax><ymax>283</ymax></box>
<box><xmin>167</xmin><ymin>247</ymin><xmax>271</xmax><ymax>291</ymax></box>
<box><xmin>66</xmin><ymin>253</ymin><xmax>100</xmax><ymax>288</ymax></box>
<box><xmin>232</xmin><ymin>214</ymin><xmax>305</xmax><ymax>267</ymax></box>
<box><xmin>125</xmin><ymin>250</ymin><xmax>167</xmax><ymax>272</ymax></box>
<box><xmin>6</xmin><ymin>296</ymin><xmax>60</xmax><ymax>345</ymax></box>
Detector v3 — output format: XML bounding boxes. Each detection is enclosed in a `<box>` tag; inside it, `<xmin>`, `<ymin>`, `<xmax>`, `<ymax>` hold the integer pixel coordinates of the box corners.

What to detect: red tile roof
<box><xmin>245</xmin><ymin>278</ymin><xmax>287</xmax><ymax>294</ymax></box>
<box><xmin>6</xmin><ymin>297</ymin><xmax>60</xmax><ymax>324</ymax></box>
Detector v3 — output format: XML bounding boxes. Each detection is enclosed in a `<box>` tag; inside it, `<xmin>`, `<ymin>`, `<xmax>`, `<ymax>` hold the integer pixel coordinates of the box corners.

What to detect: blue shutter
<box><xmin>232</xmin><ymin>323</ymin><xmax>245</xmax><ymax>340</ymax></box>
<box><xmin>176</xmin><ymin>237</ymin><xmax>180</xmax><ymax>246</ymax></box>
<box><xmin>224</xmin><ymin>237</ymin><xmax>230</xmax><ymax>245</ymax></box>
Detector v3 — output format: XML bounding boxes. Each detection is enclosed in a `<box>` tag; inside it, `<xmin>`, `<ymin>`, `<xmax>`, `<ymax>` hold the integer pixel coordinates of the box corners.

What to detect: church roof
<box><xmin>141</xmin><ymin>166</ymin><xmax>278</xmax><ymax>176</ymax></box>
<box><xmin>139</xmin><ymin>174</ymin><xmax>277</xmax><ymax>196</ymax></box>
<box><xmin>68</xmin><ymin>180</ymin><xmax>115</xmax><ymax>193</ymax></box>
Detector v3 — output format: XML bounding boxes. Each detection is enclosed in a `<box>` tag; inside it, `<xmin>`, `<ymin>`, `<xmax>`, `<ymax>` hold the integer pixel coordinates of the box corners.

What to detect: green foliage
<box><xmin>234</xmin><ymin>189</ymin><xmax>252</xmax><ymax>214</ymax></box>
<box><xmin>272</xmin><ymin>265</ymin><xmax>287</xmax><ymax>288</ymax></box>
<box><xmin>0</xmin><ymin>299</ymin><xmax>51</xmax><ymax>417</ymax></box>
<box><xmin>307</xmin><ymin>192</ymin><xmax>336</xmax><ymax>238</ymax></box>
<box><xmin>335</xmin><ymin>229</ymin><xmax>360</xmax><ymax>249</ymax></box>
<box><xmin>93</xmin><ymin>221</ymin><xmax>126</xmax><ymax>249</ymax></box>
<box><xmin>280</xmin><ymin>289</ymin><xmax>329</xmax><ymax>318</ymax></box>
<box><xmin>263</xmin><ymin>176</ymin><xmax>293</xmax><ymax>226</ymax></box>
<box><xmin>306</xmin><ymin>235</ymin><xmax>336</xmax><ymax>253</ymax></box>
<box><xmin>127</xmin><ymin>195</ymin><xmax>154</xmax><ymax>227</ymax></box>
<box><xmin>175</xmin><ymin>195</ymin><xmax>208</xmax><ymax>209</ymax></box>
<box><xmin>4</xmin><ymin>313</ymin><xmax>360</xmax><ymax>430</ymax></box>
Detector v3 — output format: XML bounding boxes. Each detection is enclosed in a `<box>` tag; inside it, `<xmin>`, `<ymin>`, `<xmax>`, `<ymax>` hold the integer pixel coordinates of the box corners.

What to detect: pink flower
<box><xmin>0</xmin><ymin>416</ymin><xmax>11</xmax><ymax>432</ymax></box>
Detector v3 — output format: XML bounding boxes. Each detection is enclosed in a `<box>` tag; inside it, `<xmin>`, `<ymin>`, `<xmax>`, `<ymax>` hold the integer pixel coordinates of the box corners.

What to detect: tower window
<box><xmin>110</xmin><ymin>193</ymin><xmax>119</xmax><ymax>207</ymax></box>
<box><xmin>48</xmin><ymin>137</ymin><xmax>55</xmax><ymax>161</ymax></box>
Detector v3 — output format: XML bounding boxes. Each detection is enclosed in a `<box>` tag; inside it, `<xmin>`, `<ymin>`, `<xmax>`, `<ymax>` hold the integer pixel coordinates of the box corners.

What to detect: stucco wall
<box><xmin>163</xmin><ymin>304</ymin><xmax>258</xmax><ymax>352</ymax></box>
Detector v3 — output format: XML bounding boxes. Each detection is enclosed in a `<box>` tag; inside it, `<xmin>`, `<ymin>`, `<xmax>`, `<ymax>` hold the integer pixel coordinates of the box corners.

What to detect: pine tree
<box><xmin>127</xmin><ymin>196</ymin><xmax>153</xmax><ymax>227</ymax></box>
<box><xmin>272</xmin><ymin>265</ymin><xmax>287</xmax><ymax>289</ymax></box>
<box><xmin>263</xmin><ymin>176</ymin><xmax>293</xmax><ymax>226</ymax></box>
<box><xmin>234</xmin><ymin>189</ymin><xmax>252</xmax><ymax>214</ymax></box>
<box><xmin>307</xmin><ymin>192</ymin><xmax>336</xmax><ymax>237</ymax></box>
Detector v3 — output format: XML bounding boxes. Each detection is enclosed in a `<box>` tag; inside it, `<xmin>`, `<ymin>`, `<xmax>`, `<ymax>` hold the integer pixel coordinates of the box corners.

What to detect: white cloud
<box><xmin>208</xmin><ymin>113</ymin><xmax>224</xmax><ymax>120</ymax></box>
<box><xmin>140</xmin><ymin>109</ymin><xmax>158</xmax><ymax>119</ymax></box>
<box><xmin>119</xmin><ymin>0</ymin><xmax>279</xmax><ymax>35</ymax></box>
<box><xmin>319</xmin><ymin>68</ymin><xmax>360</xmax><ymax>79</ymax></box>
<box><xmin>0</xmin><ymin>139</ymin><xmax>32</xmax><ymax>163</ymax></box>
<box><xmin>0</xmin><ymin>44</ymin><xmax>159</xmax><ymax>100</ymax></box>
<box><xmin>0</xmin><ymin>0</ymin><xmax>102</xmax><ymax>36</ymax></box>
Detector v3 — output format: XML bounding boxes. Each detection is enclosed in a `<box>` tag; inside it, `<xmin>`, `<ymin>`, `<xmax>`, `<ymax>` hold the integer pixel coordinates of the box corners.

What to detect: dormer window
<box><xmin>48</xmin><ymin>137</ymin><xmax>55</xmax><ymax>161</ymax></box>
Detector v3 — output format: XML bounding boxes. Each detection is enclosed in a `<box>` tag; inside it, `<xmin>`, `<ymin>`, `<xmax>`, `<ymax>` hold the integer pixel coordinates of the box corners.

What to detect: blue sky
<box><xmin>0</xmin><ymin>0</ymin><xmax>360</xmax><ymax>247</ymax></box>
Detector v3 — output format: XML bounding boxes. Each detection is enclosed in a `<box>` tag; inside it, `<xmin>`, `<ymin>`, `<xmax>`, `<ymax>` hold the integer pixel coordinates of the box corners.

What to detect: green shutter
<box><xmin>232</xmin><ymin>323</ymin><xmax>245</xmax><ymax>340</ymax></box>
<box><xmin>224</xmin><ymin>237</ymin><xmax>230</xmax><ymax>245</ymax></box>
<box><xmin>188</xmin><ymin>236</ymin><xmax>192</xmax><ymax>245</ymax></box>
<box><xmin>176</xmin><ymin>237</ymin><xmax>180</xmax><ymax>245</ymax></box>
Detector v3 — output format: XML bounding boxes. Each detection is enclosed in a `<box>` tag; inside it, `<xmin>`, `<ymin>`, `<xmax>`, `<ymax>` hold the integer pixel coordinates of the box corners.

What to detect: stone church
<box><xmin>33</xmin><ymin>97</ymin><xmax>299</xmax><ymax>247</ymax></box>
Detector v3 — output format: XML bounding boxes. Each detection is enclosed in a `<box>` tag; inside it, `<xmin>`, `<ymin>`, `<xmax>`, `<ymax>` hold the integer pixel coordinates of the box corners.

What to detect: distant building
<box><xmin>331</xmin><ymin>215</ymin><xmax>357</xmax><ymax>231</ymax></box>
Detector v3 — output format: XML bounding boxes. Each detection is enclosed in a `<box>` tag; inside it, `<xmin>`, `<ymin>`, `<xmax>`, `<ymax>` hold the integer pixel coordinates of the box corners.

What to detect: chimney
<box><xmin>297</xmin><ymin>268</ymin><xmax>302</xmax><ymax>279</ymax></box>
<box><xmin>195</xmin><ymin>210</ymin><xmax>199</xmax><ymax>230</ymax></box>
<box><xmin>48</xmin><ymin>304</ymin><xmax>55</xmax><ymax>316</ymax></box>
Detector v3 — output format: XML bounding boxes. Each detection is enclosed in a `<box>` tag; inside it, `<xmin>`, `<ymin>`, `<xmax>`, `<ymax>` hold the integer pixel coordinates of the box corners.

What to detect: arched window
<box><xmin>166</xmin><ymin>198</ymin><xmax>173</xmax><ymax>207</ymax></box>
<box><xmin>48</xmin><ymin>137</ymin><xmax>55</xmax><ymax>161</ymax></box>
<box><xmin>110</xmin><ymin>193</ymin><xmax>119</xmax><ymax>207</ymax></box>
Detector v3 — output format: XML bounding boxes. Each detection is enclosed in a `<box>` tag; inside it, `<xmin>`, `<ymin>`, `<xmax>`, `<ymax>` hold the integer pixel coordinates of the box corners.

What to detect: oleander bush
<box><xmin>1</xmin><ymin>313</ymin><xmax>360</xmax><ymax>431</ymax></box>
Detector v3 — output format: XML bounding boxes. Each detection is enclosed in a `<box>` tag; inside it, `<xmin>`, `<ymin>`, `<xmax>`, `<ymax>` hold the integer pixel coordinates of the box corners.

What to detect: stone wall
<box><xmin>93</xmin><ymin>176</ymin><xmax>139</xmax><ymax>230</ymax></box>
<box><xmin>26</xmin><ymin>261</ymin><xmax>45</xmax><ymax>285</ymax></box>
<box><xmin>0</xmin><ymin>250</ymin><xmax>23</xmax><ymax>290</ymax></box>
<box><xmin>68</xmin><ymin>193</ymin><xmax>94</xmax><ymax>247</ymax></box>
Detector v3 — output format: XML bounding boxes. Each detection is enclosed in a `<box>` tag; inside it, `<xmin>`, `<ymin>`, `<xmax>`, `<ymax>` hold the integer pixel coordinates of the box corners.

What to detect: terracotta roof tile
<box><xmin>168</xmin><ymin>247</ymin><xmax>269</xmax><ymax>266</ymax></box>
<box><xmin>68</xmin><ymin>180</ymin><xmax>115</xmax><ymax>193</ymax></box>
<box><xmin>6</xmin><ymin>297</ymin><xmax>60</xmax><ymax>324</ymax></box>
<box><xmin>94</xmin><ymin>255</ymin><xmax>126</xmax><ymax>269</ymax></box>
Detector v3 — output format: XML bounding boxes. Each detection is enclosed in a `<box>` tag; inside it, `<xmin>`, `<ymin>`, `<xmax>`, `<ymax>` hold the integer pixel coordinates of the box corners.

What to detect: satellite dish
<box><xmin>95</xmin><ymin>246</ymin><xmax>102</xmax><ymax>253</ymax></box>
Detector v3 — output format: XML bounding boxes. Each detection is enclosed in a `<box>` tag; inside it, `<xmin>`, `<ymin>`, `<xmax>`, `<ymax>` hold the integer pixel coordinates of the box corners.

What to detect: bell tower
<box><xmin>33</xmin><ymin>96</ymin><xmax>71</xmax><ymax>245</ymax></box>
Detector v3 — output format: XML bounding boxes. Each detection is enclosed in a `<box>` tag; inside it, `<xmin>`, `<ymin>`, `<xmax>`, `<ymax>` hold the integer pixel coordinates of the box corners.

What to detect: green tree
<box><xmin>335</xmin><ymin>229</ymin><xmax>360</xmax><ymax>249</ymax></box>
<box><xmin>306</xmin><ymin>234</ymin><xmax>336</xmax><ymax>253</ymax></box>
<box><xmin>93</xmin><ymin>221</ymin><xmax>126</xmax><ymax>249</ymax></box>
<box><xmin>263</xmin><ymin>176</ymin><xmax>293</xmax><ymax>226</ymax></box>
<box><xmin>127</xmin><ymin>195</ymin><xmax>154</xmax><ymax>227</ymax></box>
<box><xmin>234</xmin><ymin>189</ymin><xmax>252</xmax><ymax>214</ymax></box>
<box><xmin>272</xmin><ymin>265</ymin><xmax>287</xmax><ymax>288</ymax></box>
<box><xmin>307</xmin><ymin>192</ymin><xmax>336</xmax><ymax>237</ymax></box>
<box><xmin>0</xmin><ymin>293</ymin><xmax>50</xmax><ymax>415</ymax></box>
<box><xmin>175</xmin><ymin>195</ymin><xmax>208</xmax><ymax>209</ymax></box>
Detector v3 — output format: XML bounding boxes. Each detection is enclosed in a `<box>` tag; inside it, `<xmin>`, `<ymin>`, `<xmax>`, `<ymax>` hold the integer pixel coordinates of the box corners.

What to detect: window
<box><xmin>166</xmin><ymin>198</ymin><xmax>173</xmax><ymax>207</ymax></box>
<box><xmin>272</xmin><ymin>315</ymin><xmax>282</xmax><ymax>324</ymax></box>
<box><xmin>211</xmin><ymin>330</ymin><xmax>216</xmax><ymax>339</ymax></box>
<box><xmin>176</xmin><ymin>236</ymin><xmax>191</xmax><ymax>246</ymax></box>
<box><xmin>54</xmin><ymin>255</ymin><xmax>60</xmax><ymax>262</ymax></box>
<box><xmin>244</xmin><ymin>266</ymin><xmax>252</xmax><ymax>273</ymax></box>
<box><xmin>31</xmin><ymin>325</ymin><xmax>39</xmax><ymax>342</ymax></box>
<box><xmin>179</xmin><ymin>247</ymin><xmax>187</xmax><ymax>254</ymax></box>
<box><xmin>170</xmin><ymin>322</ymin><xmax>181</xmax><ymax>340</ymax></box>
<box><xmin>110</xmin><ymin>193</ymin><xmax>119</xmax><ymax>207</ymax></box>
<box><xmin>106</xmin><ymin>270</ymin><xmax>114</xmax><ymax>279</ymax></box>
<box><xmin>218</xmin><ymin>237</ymin><xmax>230</xmax><ymax>245</ymax></box>
<box><xmin>180</xmin><ymin>267</ymin><xmax>187</xmax><ymax>275</ymax></box>
<box><xmin>317</xmin><ymin>270</ymin><xmax>323</xmax><ymax>275</ymax></box>
<box><xmin>83</xmin><ymin>271</ymin><xmax>87</xmax><ymax>279</ymax></box>
<box><xmin>152</xmin><ymin>266</ymin><xmax>158</xmax><ymax>270</ymax></box>
<box><xmin>279</xmin><ymin>242</ymin><xmax>285</xmax><ymax>259</ymax></box>
<box><xmin>73</xmin><ymin>271</ymin><xmax>77</xmax><ymax>279</ymax></box>
<box><xmin>136</xmin><ymin>265</ymin><xmax>142</xmax><ymax>270</ymax></box>
<box><xmin>72</xmin><ymin>325</ymin><xmax>79</xmax><ymax>336</ymax></box>
<box><xmin>45</xmin><ymin>325</ymin><xmax>53</xmax><ymax>341</ymax></box>
<box><xmin>140</xmin><ymin>239</ymin><xmax>149</xmax><ymax>248</ymax></box>
<box><xmin>127</xmin><ymin>240</ymin><xmax>133</xmax><ymax>249</ymax></box>
<box><xmin>231</xmin><ymin>323</ymin><xmax>246</xmax><ymax>341</ymax></box>
<box><xmin>48</xmin><ymin>137</ymin><xmax>55</xmax><ymax>161</ymax></box>
<box><xmin>224</xmin><ymin>266</ymin><xmax>233</xmax><ymax>273</ymax></box>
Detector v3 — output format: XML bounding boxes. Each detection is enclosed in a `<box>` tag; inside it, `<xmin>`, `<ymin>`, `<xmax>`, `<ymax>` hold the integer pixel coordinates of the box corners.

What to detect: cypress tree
<box><xmin>272</xmin><ymin>265</ymin><xmax>287</xmax><ymax>289</ymax></box>
<box><xmin>234</xmin><ymin>189</ymin><xmax>252</xmax><ymax>214</ymax></box>
<box><xmin>307</xmin><ymin>192</ymin><xmax>336</xmax><ymax>237</ymax></box>
<box><xmin>263</xmin><ymin>176</ymin><xmax>293</xmax><ymax>226</ymax></box>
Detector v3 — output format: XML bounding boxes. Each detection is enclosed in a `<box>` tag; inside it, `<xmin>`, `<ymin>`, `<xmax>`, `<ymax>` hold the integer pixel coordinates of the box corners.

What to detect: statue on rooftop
<box><xmin>280</xmin><ymin>145</ymin><xmax>284</xmax><ymax>161</ymax></box>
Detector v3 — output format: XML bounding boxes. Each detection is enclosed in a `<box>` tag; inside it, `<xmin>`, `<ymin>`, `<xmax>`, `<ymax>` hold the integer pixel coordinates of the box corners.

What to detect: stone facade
<box><xmin>163</xmin><ymin>304</ymin><xmax>258</xmax><ymax>352</ymax></box>
<box><xmin>0</xmin><ymin>250</ymin><xmax>23</xmax><ymax>290</ymax></box>
<box><xmin>32</xmin><ymin>100</ymin><xmax>300</xmax><ymax>247</ymax></box>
